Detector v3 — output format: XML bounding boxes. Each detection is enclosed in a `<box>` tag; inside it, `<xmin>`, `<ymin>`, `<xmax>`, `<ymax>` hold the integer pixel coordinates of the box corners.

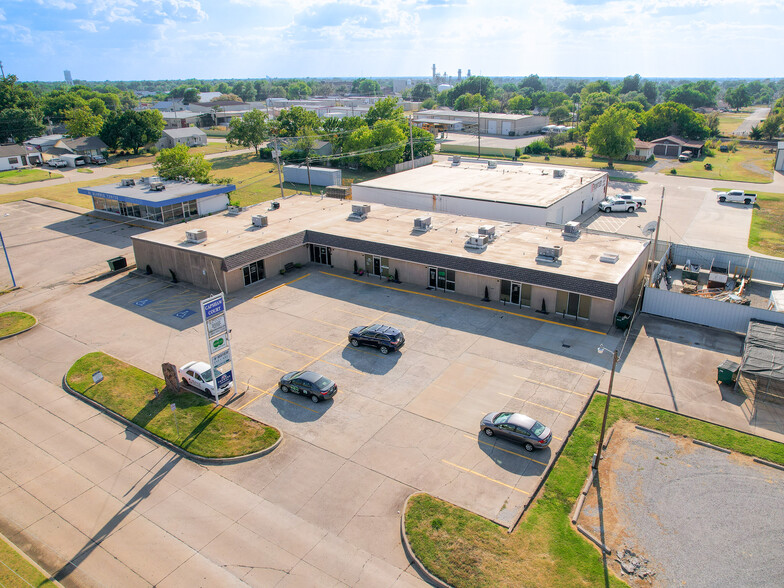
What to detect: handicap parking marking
<box><xmin>441</xmin><ymin>460</ymin><xmax>530</xmax><ymax>494</ymax></box>
<box><xmin>134</xmin><ymin>298</ymin><xmax>154</xmax><ymax>307</ymax></box>
<box><xmin>173</xmin><ymin>309</ymin><xmax>196</xmax><ymax>319</ymax></box>
<box><xmin>463</xmin><ymin>434</ymin><xmax>548</xmax><ymax>466</ymax></box>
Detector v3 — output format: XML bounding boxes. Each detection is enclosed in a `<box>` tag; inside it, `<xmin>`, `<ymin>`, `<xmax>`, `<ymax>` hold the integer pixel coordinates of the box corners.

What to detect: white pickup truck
<box><xmin>717</xmin><ymin>189</ymin><xmax>756</xmax><ymax>205</ymax></box>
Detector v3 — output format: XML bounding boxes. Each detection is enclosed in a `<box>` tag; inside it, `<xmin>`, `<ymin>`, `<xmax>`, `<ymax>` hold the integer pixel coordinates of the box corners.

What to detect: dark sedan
<box><xmin>279</xmin><ymin>370</ymin><xmax>337</xmax><ymax>403</ymax></box>
<box><xmin>348</xmin><ymin>324</ymin><xmax>404</xmax><ymax>354</ymax></box>
<box><xmin>479</xmin><ymin>411</ymin><xmax>552</xmax><ymax>452</ymax></box>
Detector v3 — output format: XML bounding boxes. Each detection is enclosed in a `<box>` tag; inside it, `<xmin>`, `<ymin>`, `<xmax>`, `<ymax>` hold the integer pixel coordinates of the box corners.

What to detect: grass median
<box><xmin>0</xmin><ymin>169</ymin><xmax>63</xmax><ymax>184</ymax></box>
<box><xmin>66</xmin><ymin>352</ymin><xmax>279</xmax><ymax>458</ymax></box>
<box><xmin>0</xmin><ymin>535</ymin><xmax>57</xmax><ymax>587</ymax></box>
<box><xmin>0</xmin><ymin>311</ymin><xmax>36</xmax><ymax>337</ymax></box>
<box><xmin>405</xmin><ymin>395</ymin><xmax>784</xmax><ymax>587</ymax></box>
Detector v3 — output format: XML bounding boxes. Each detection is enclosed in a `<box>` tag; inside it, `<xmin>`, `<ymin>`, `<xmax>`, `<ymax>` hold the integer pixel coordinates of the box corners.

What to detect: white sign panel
<box><xmin>206</xmin><ymin>314</ymin><xmax>227</xmax><ymax>337</ymax></box>
<box><xmin>212</xmin><ymin>349</ymin><xmax>232</xmax><ymax>368</ymax></box>
<box><xmin>200</xmin><ymin>292</ymin><xmax>236</xmax><ymax>401</ymax></box>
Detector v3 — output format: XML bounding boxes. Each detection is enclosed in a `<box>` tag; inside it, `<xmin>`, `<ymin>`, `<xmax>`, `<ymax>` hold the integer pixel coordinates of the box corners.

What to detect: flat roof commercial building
<box><xmin>79</xmin><ymin>178</ymin><xmax>236</xmax><ymax>225</ymax></box>
<box><xmin>413</xmin><ymin>110</ymin><xmax>548</xmax><ymax>136</ymax></box>
<box><xmin>352</xmin><ymin>161</ymin><xmax>608</xmax><ymax>226</ymax></box>
<box><xmin>131</xmin><ymin>195</ymin><xmax>649</xmax><ymax>326</ymax></box>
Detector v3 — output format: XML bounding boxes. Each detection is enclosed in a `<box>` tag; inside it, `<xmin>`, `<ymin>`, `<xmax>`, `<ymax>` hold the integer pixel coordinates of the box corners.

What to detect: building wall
<box><xmin>132</xmin><ymin>239</ymin><xmax>225</xmax><ymax>291</ymax></box>
<box><xmin>544</xmin><ymin>175</ymin><xmax>608</xmax><ymax>224</ymax></box>
<box><xmin>197</xmin><ymin>194</ymin><xmax>230</xmax><ymax>216</ymax></box>
<box><xmin>283</xmin><ymin>166</ymin><xmax>341</xmax><ymax>187</ymax></box>
<box><xmin>0</xmin><ymin>156</ymin><xmax>25</xmax><ymax>172</ymax></box>
<box><xmin>776</xmin><ymin>147</ymin><xmax>784</xmax><ymax>171</ymax></box>
<box><xmin>513</xmin><ymin>115</ymin><xmax>549</xmax><ymax>135</ymax></box>
<box><xmin>224</xmin><ymin>246</ymin><xmax>310</xmax><ymax>292</ymax></box>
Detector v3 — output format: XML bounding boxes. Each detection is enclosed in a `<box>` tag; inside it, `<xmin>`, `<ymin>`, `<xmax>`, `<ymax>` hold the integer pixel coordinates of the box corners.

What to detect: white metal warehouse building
<box><xmin>413</xmin><ymin>110</ymin><xmax>548</xmax><ymax>136</ymax></box>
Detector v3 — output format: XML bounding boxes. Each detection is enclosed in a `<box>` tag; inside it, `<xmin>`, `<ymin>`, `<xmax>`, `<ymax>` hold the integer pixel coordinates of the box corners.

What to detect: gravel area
<box><xmin>580</xmin><ymin>422</ymin><xmax>784</xmax><ymax>587</ymax></box>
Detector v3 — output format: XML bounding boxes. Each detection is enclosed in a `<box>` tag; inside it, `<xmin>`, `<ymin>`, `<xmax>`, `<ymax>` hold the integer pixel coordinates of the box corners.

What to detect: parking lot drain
<box><xmin>634</xmin><ymin>425</ymin><xmax>670</xmax><ymax>437</ymax></box>
<box><xmin>692</xmin><ymin>439</ymin><xmax>731</xmax><ymax>454</ymax></box>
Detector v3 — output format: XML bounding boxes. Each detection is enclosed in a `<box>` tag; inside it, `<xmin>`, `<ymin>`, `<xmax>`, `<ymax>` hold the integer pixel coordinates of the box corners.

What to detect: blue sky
<box><xmin>2</xmin><ymin>0</ymin><xmax>782</xmax><ymax>82</ymax></box>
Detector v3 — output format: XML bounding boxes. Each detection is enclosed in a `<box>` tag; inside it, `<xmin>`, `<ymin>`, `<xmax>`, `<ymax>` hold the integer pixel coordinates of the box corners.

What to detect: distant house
<box><xmin>197</xmin><ymin>92</ymin><xmax>222</xmax><ymax>103</ymax></box>
<box><xmin>0</xmin><ymin>144</ymin><xmax>38</xmax><ymax>171</ymax></box>
<box><xmin>52</xmin><ymin>136</ymin><xmax>109</xmax><ymax>158</ymax></box>
<box><xmin>161</xmin><ymin>111</ymin><xmax>203</xmax><ymax>130</ymax></box>
<box><xmin>628</xmin><ymin>138</ymin><xmax>655</xmax><ymax>161</ymax></box>
<box><xmin>152</xmin><ymin>99</ymin><xmax>185</xmax><ymax>112</ymax></box>
<box><xmin>650</xmin><ymin>136</ymin><xmax>704</xmax><ymax>158</ymax></box>
<box><xmin>278</xmin><ymin>138</ymin><xmax>333</xmax><ymax>156</ymax></box>
<box><xmin>24</xmin><ymin>134</ymin><xmax>63</xmax><ymax>152</ymax></box>
<box><xmin>156</xmin><ymin>127</ymin><xmax>208</xmax><ymax>150</ymax></box>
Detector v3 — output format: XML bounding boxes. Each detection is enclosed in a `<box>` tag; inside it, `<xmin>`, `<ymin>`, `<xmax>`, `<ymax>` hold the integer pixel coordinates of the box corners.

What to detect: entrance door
<box><xmin>373</xmin><ymin>257</ymin><xmax>381</xmax><ymax>275</ymax></box>
<box><xmin>502</xmin><ymin>121</ymin><xmax>511</xmax><ymax>136</ymax></box>
<box><xmin>510</xmin><ymin>283</ymin><xmax>521</xmax><ymax>305</ymax></box>
<box><xmin>567</xmin><ymin>292</ymin><xmax>580</xmax><ymax>317</ymax></box>
<box><xmin>487</xmin><ymin>120</ymin><xmax>497</xmax><ymax>134</ymax></box>
<box><xmin>429</xmin><ymin>267</ymin><xmax>437</xmax><ymax>288</ymax></box>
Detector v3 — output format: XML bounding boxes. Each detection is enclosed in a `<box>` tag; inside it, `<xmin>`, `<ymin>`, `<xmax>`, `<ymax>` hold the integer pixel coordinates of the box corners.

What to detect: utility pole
<box><xmin>306</xmin><ymin>156</ymin><xmax>313</xmax><ymax>195</ymax></box>
<box><xmin>0</xmin><ymin>230</ymin><xmax>17</xmax><ymax>289</ymax></box>
<box><xmin>274</xmin><ymin>137</ymin><xmax>284</xmax><ymax>199</ymax></box>
<box><xmin>408</xmin><ymin>118</ymin><xmax>415</xmax><ymax>162</ymax></box>
<box><xmin>594</xmin><ymin>346</ymin><xmax>618</xmax><ymax>469</ymax></box>
<box><xmin>649</xmin><ymin>187</ymin><xmax>665</xmax><ymax>281</ymax></box>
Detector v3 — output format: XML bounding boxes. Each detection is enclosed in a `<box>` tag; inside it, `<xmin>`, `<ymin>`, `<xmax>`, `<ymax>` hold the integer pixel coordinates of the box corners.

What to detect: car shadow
<box><xmin>472</xmin><ymin>431</ymin><xmax>552</xmax><ymax>476</ymax></box>
<box><xmin>339</xmin><ymin>346</ymin><xmax>400</xmax><ymax>374</ymax></box>
<box><xmin>270</xmin><ymin>388</ymin><xmax>330</xmax><ymax>423</ymax></box>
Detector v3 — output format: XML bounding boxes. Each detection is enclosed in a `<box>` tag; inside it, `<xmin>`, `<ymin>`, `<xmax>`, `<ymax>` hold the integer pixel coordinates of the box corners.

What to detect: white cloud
<box><xmin>34</xmin><ymin>0</ymin><xmax>76</xmax><ymax>9</ymax></box>
<box><xmin>0</xmin><ymin>23</ymin><xmax>34</xmax><ymax>45</ymax></box>
<box><xmin>78</xmin><ymin>20</ymin><xmax>99</xmax><ymax>32</ymax></box>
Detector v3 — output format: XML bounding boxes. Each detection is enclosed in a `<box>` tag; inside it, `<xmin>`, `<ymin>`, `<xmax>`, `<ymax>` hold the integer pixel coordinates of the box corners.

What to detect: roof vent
<box><xmin>600</xmin><ymin>252</ymin><xmax>619</xmax><ymax>264</ymax></box>
<box><xmin>536</xmin><ymin>245</ymin><xmax>562</xmax><ymax>263</ymax></box>
<box><xmin>451</xmin><ymin>155</ymin><xmax>461</xmax><ymax>166</ymax></box>
<box><xmin>553</xmin><ymin>169</ymin><xmax>565</xmax><ymax>178</ymax></box>
<box><xmin>149</xmin><ymin>181</ymin><xmax>165</xmax><ymax>191</ymax></box>
<box><xmin>563</xmin><ymin>221</ymin><xmax>581</xmax><ymax>238</ymax></box>
<box><xmin>487</xmin><ymin>161</ymin><xmax>497</xmax><ymax>169</ymax></box>
<box><xmin>138</xmin><ymin>176</ymin><xmax>148</xmax><ymax>184</ymax></box>
<box><xmin>413</xmin><ymin>216</ymin><xmax>431</xmax><ymax>232</ymax></box>
<box><xmin>252</xmin><ymin>214</ymin><xmax>268</xmax><ymax>228</ymax></box>
<box><xmin>466</xmin><ymin>234</ymin><xmax>488</xmax><ymax>249</ymax></box>
<box><xmin>349</xmin><ymin>204</ymin><xmax>370</xmax><ymax>220</ymax></box>
<box><xmin>478</xmin><ymin>225</ymin><xmax>496</xmax><ymax>241</ymax></box>
<box><xmin>120</xmin><ymin>178</ymin><xmax>135</xmax><ymax>187</ymax></box>
<box><xmin>186</xmin><ymin>229</ymin><xmax>207</xmax><ymax>244</ymax></box>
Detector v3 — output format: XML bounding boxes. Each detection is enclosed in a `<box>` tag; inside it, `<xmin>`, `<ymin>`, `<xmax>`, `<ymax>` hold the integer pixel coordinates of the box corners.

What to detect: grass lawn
<box><xmin>712</xmin><ymin>187</ymin><xmax>784</xmax><ymax>257</ymax></box>
<box><xmin>668</xmin><ymin>146</ymin><xmax>774</xmax><ymax>183</ymax></box>
<box><xmin>0</xmin><ymin>311</ymin><xmax>36</xmax><ymax>337</ymax></box>
<box><xmin>608</xmin><ymin>175</ymin><xmax>648</xmax><ymax>184</ymax></box>
<box><xmin>717</xmin><ymin>111</ymin><xmax>750</xmax><ymax>136</ymax></box>
<box><xmin>77</xmin><ymin>168</ymin><xmax>94</xmax><ymax>174</ymax></box>
<box><xmin>0</xmin><ymin>535</ymin><xmax>57</xmax><ymax>587</ymax></box>
<box><xmin>0</xmin><ymin>169</ymin><xmax>63</xmax><ymax>185</ymax></box>
<box><xmin>405</xmin><ymin>395</ymin><xmax>784</xmax><ymax>588</ymax></box>
<box><xmin>66</xmin><ymin>352</ymin><xmax>280</xmax><ymax>458</ymax></box>
<box><xmin>107</xmin><ymin>141</ymin><xmax>235</xmax><ymax>169</ymax></box>
<box><xmin>0</xmin><ymin>170</ymin><xmax>146</xmax><ymax>208</ymax></box>
<box><xmin>211</xmin><ymin>153</ymin><xmax>386</xmax><ymax>207</ymax></box>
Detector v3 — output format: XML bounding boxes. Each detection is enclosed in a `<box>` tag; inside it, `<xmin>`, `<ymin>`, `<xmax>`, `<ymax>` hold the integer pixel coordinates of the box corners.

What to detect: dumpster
<box><xmin>615</xmin><ymin>311</ymin><xmax>631</xmax><ymax>331</ymax></box>
<box><xmin>107</xmin><ymin>256</ymin><xmax>127</xmax><ymax>271</ymax></box>
<box><xmin>717</xmin><ymin>360</ymin><xmax>739</xmax><ymax>384</ymax></box>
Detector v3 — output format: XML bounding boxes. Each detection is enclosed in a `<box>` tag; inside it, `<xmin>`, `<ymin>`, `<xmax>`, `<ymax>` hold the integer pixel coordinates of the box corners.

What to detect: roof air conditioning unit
<box><xmin>487</xmin><ymin>161</ymin><xmax>497</xmax><ymax>169</ymax></box>
<box><xmin>563</xmin><ymin>221</ymin><xmax>581</xmax><ymax>238</ymax></box>
<box><xmin>350</xmin><ymin>204</ymin><xmax>371</xmax><ymax>220</ymax></box>
<box><xmin>120</xmin><ymin>178</ymin><xmax>135</xmax><ymax>187</ymax></box>
<box><xmin>478</xmin><ymin>225</ymin><xmax>496</xmax><ymax>240</ymax></box>
<box><xmin>252</xmin><ymin>214</ymin><xmax>268</xmax><ymax>228</ymax></box>
<box><xmin>451</xmin><ymin>155</ymin><xmax>461</xmax><ymax>166</ymax></box>
<box><xmin>466</xmin><ymin>234</ymin><xmax>489</xmax><ymax>249</ymax></box>
<box><xmin>600</xmin><ymin>252</ymin><xmax>620</xmax><ymax>264</ymax></box>
<box><xmin>149</xmin><ymin>182</ymin><xmax>165</xmax><ymax>191</ymax></box>
<box><xmin>553</xmin><ymin>169</ymin><xmax>565</xmax><ymax>178</ymax></box>
<box><xmin>185</xmin><ymin>229</ymin><xmax>207</xmax><ymax>243</ymax></box>
<box><xmin>537</xmin><ymin>245</ymin><xmax>562</xmax><ymax>260</ymax></box>
<box><xmin>139</xmin><ymin>176</ymin><xmax>148</xmax><ymax>184</ymax></box>
<box><xmin>413</xmin><ymin>216</ymin><xmax>431</xmax><ymax>232</ymax></box>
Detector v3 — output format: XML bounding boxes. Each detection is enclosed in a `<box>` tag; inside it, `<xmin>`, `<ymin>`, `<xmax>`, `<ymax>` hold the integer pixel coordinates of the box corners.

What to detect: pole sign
<box><xmin>200</xmin><ymin>292</ymin><xmax>236</xmax><ymax>401</ymax></box>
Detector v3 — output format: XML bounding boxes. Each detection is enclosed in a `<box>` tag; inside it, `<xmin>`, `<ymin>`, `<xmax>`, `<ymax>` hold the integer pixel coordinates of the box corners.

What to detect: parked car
<box><xmin>47</xmin><ymin>158</ymin><xmax>67</xmax><ymax>168</ymax></box>
<box><xmin>614</xmin><ymin>193</ymin><xmax>646</xmax><ymax>209</ymax></box>
<box><xmin>678</xmin><ymin>151</ymin><xmax>693</xmax><ymax>162</ymax></box>
<box><xmin>74</xmin><ymin>158</ymin><xmax>85</xmax><ymax>166</ymax></box>
<box><xmin>480</xmin><ymin>412</ymin><xmax>552</xmax><ymax>452</ymax></box>
<box><xmin>348</xmin><ymin>324</ymin><xmax>405</xmax><ymax>354</ymax></box>
<box><xmin>279</xmin><ymin>370</ymin><xmax>337</xmax><ymax>403</ymax></box>
<box><xmin>599</xmin><ymin>196</ymin><xmax>636</xmax><ymax>213</ymax></box>
<box><xmin>178</xmin><ymin>361</ymin><xmax>231</xmax><ymax>397</ymax></box>
<box><xmin>90</xmin><ymin>155</ymin><xmax>107</xmax><ymax>165</ymax></box>
<box><xmin>717</xmin><ymin>189</ymin><xmax>757</xmax><ymax>205</ymax></box>
<box><xmin>719</xmin><ymin>144</ymin><xmax>729</xmax><ymax>153</ymax></box>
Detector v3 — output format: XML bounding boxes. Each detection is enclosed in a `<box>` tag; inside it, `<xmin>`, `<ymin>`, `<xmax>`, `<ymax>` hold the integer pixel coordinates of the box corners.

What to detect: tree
<box><xmin>65</xmin><ymin>108</ymin><xmax>103</xmax><ymax>138</ymax></box>
<box><xmin>759</xmin><ymin>113</ymin><xmax>783</xmax><ymax>140</ymax></box>
<box><xmin>587</xmin><ymin>105</ymin><xmax>639</xmax><ymax>167</ymax></box>
<box><xmin>183</xmin><ymin>88</ymin><xmax>200</xmax><ymax>104</ymax></box>
<box><xmin>357</xmin><ymin>79</ymin><xmax>381</xmax><ymax>95</ymax></box>
<box><xmin>411</xmin><ymin>82</ymin><xmax>435</xmax><ymax>102</ymax></box>
<box><xmin>402</xmin><ymin>124</ymin><xmax>436</xmax><ymax>160</ymax></box>
<box><xmin>444</xmin><ymin>76</ymin><xmax>496</xmax><ymax>107</ymax></box>
<box><xmin>577</xmin><ymin>92</ymin><xmax>614</xmax><ymax>140</ymax></box>
<box><xmin>272</xmin><ymin>106</ymin><xmax>321</xmax><ymax>138</ymax></box>
<box><xmin>454</xmin><ymin>93</ymin><xmax>486</xmax><ymax>112</ymax></box>
<box><xmin>706</xmin><ymin>112</ymin><xmax>720</xmax><ymax>137</ymax></box>
<box><xmin>226</xmin><ymin>109</ymin><xmax>269</xmax><ymax>155</ymax></box>
<box><xmin>0</xmin><ymin>108</ymin><xmax>45</xmax><ymax>143</ymax></box>
<box><xmin>286</xmin><ymin>81</ymin><xmax>312</xmax><ymax>100</ymax></box>
<box><xmin>619</xmin><ymin>74</ymin><xmax>641</xmax><ymax>95</ymax></box>
<box><xmin>322</xmin><ymin>116</ymin><xmax>367</xmax><ymax>153</ymax></box>
<box><xmin>154</xmin><ymin>144</ymin><xmax>212</xmax><ymax>183</ymax></box>
<box><xmin>641</xmin><ymin>81</ymin><xmax>658</xmax><ymax>105</ymax></box>
<box><xmin>213</xmin><ymin>93</ymin><xmax>242</xmax><ymax>102</ymax></box>
<box><xmin>100</xmin><ymin>110</ymin><xmax>164</xmax><ymax>154</ymax></box>
<box><xmin>724</xmin><ymin>85</ymin><xmax>751</xmax><ymax>110</ymax></box>
<box><xmin>0</xmin><ymin>75</ymin><xmax>39</xmax><ymax>111</ymax></box>
<box><xmin>637</xmin><ymin>101</ymin><xmax>709</xmax><ymax>141</ymax></box>
<box><xmin>42</xmin><ymin>92</ymin><xmax>88</xmax><ymax>121</ymax></box>
<box><xmin>507</xmin><ymin>95</ymin><xmax>532</xmax><ymax>114</ymax></box>
<box><xmin>348</xmin><ymin>120</ymin><xmax>405</xmax><ymax>171</ymax></box>
<box><xmin>365</xmin><ymin>96</ymin><xmax>404</xmax><ymax>127</ymax></box>
<box><xmin>87</xmin><ymin>97</ymin><xmax>109</xmax><ymax>117</ymax></box>
<box><xmin>665</xmin><ymin>82</ymin><xmax>718</xmax><ymax>108</ymax></box>
<box><xmin>519</xmin><ymin>74</ymin><xmax>545</xmax><ymax>92</ymax></box>
<box><xmin>549</xmin><ymin>104</ymin><xmax>571</xmax><ymax>125</ymax></box>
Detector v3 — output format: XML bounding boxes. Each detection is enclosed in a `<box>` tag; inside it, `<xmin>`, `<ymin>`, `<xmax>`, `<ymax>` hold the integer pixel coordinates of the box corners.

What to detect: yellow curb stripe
<box><xmin>253</xmin><ymin>273</ymin><xmax>311</xmax><ymax>299</ymax></box>
<box><xmin>442</xmin><ymin>460</ymin><xmax>530</xmax><ymax>494</ymax></box>
<box><xmin>319</xmin><ymin>271</ymin><xmax>605</xmax><ymax>335</ymax></box>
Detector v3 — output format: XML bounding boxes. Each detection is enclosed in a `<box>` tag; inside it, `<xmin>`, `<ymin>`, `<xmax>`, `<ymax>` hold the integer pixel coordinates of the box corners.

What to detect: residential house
<box><xmin>161</xmin><ymin>111</ymin><xmax>204</xmax><ymax>130</ymax></box>
<box><xmin>156</xmin><ymin>127</ymin><xmax>208</xmax><ymax>150</ymax></box>
<box><xmin>0</xmin><ymin>144</ymin><xmax>36</xmax><ymax>172</ymax></box>
<box><xmin>628</xmin><ymin>138</ymin><xmax>655</xmax><ymax>161</ymax></box>
<box><xmin>413</xmin><ymin>109</ymin><xmax>548</xmax><ymax>136</ymax></box>
<box><xmin>24</xmin><ymin>134</ymin><xmax>63</xmax><ymax>152</ymax></box>
<box><xmin>650</xmin><ymin>136</ymin><xmax>704</xmax><ymax>158</ymax></box>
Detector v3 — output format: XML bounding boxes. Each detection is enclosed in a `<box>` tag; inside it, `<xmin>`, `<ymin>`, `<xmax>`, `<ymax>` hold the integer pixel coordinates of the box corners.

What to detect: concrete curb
<box><xmin>400</xmin><ymin>493</ymin><xmax>453</xmax><ymax>588</ymax></box>
<box><xmin>0</xmin><ymin>314</ymin><xmax>38</xmax><ymax>341</ymax></box>
<box><xmin>753</xmin><ymin>458</ymin><xmax>784</xmax><ymax>472</ymax></box>
<box><xmin>61</xmin><ymin>375</ymin><xmax>282</xmax><ymax>465</ymax></box>
<box><xmin>577</xmin><ymin>525</ymin><xmax>612</xmax><ymax>555</ymax></box>
<box><xmin>692</xmin><ymin>439</ymin><xmax>731</xmax><ymax>454</ymax></box>
<box><xmin>635</xmin><ymin>425</ymin><xmax>670</xmax><ymax>437</ymax></box>
<box><xmin>0</xmin><ymin>529</ymin><xmax>63</xmax><ymax>587</ymax></box>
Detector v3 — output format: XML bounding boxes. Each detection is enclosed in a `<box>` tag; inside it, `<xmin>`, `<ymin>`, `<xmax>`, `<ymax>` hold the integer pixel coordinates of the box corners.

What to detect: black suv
<box><xmin>348</xmin><ymin>324</ymin><xmax>405</xmax><ymax>354</ymax></box>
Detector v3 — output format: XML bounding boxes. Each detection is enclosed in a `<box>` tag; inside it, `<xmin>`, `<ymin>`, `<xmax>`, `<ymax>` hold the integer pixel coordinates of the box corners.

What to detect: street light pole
<box><xmin>594</xmin><ymin>345</ymin><xmax>618</xmax><ymax>468</ymax></box>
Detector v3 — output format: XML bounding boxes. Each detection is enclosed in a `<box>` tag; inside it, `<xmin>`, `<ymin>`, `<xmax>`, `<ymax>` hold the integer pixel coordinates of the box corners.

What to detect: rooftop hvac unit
<box><xmin>414</xmin><ymin>216</ymin><xmax>431</xmax><ymax>232</ymax></box>
<box><xmin>563</xmin><ymin>221</ymin><xmax>581</xmax><ymax>238</ymax></box>
<box><xmin>537</xmin><ymin>245</ymin><xmax>562</xmax><ymax>260</ymax></box>
<box><xmin>478</xmin><ymin>225</ymin><xmax>496</xmax><ymax>240</ymax></box>
<box><xmin>185</xmin><ymin>229</ymin><xmax>207</xmax><ymax>244</ymax></box>
<box><xmin>350</xmin><ymin>204</ymin><xmax>371</xmax><ymax>219</ymax></box>
<box><xmin>600</xmin><ymin>252</ymin><xmax>619</xmax><ymax>264</ymax></box>
<box><xmin>553</xmin><ymin>169</ymin><xmax>565</xmax><ymax>178</ymax></box>
<box><xmin>451</xmin><ymin>155</ymin><xmax>461</xmax><ymax>166</ymax></box>
<box><xmin>149</xmin><ymin>182</ymin><xmax>165</xmax><ymax>191</ymax></box>
<box><xmin>487</xmin><ymin>161</ymin><xmax>497</xmax><ymax>169</ymax></box>
<box><xmin>466</xmin><ymin>234</ymin><xmax>489</xmax><ymax>249</ymax></box>
<box><xmin>138</xmin><ymin>176</ymin><xmax>148</xmax><ymax>184</ymax></box>
<box><xmin>252</xmin><ymin>214</ymin><xmax>268</xmax><ymax>228</ymax></box>
<box><xmin>120</xmin><ymin>178</ymin><xmax>135</xmax><ymax>187</ymax></box>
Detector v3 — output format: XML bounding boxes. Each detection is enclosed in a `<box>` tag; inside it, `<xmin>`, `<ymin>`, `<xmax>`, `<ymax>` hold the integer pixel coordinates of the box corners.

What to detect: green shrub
<box><xmin>558</xmin><ymin>147</ymin><xmax>569</xmax><ymax>157</ymax></box>
<box><xmin>147</xmin><ymin>146</ymin><xmax>158</xmax><ymax>155</ymax></box>
<box><xmin>525</xmin><ymin>139</ymin><xmax>551</xmax><ymax>155</ymax></box>
<box><xmin>670</xmin><ymin>168</ymin><xmax>678</xmax><ymax>174</ymax></box>
<box><xmin>571</xmin><ymin>145</ymin><xmax>586</xmax><ymax>157</ymax></box>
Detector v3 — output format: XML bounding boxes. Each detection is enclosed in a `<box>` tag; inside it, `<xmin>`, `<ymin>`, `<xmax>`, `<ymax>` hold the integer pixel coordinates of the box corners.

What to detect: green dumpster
<box><xmin>615</xmin><ymin>311</ymin><xmax>631</xmax><ymax>331</ymax></box>
<box><xmin>717</xmin><ymin>360</ymin><xmax>739</xmax><ymax>384</ymax></box>
<box><xmin>107</xmin><ymin>256</ymin><xmax>127</xmax><ymax>271</ymax></box>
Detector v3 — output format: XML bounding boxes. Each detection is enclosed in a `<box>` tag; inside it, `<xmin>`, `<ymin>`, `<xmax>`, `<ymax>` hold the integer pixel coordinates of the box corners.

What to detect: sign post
<box><xmin>200</xmin><ymin>292</ymin><xmax>236</xmax><ymax>403</ymax></box>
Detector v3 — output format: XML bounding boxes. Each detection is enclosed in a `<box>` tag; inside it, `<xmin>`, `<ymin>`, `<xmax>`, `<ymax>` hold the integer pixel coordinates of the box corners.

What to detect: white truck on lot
<box><xmin>717</xmin><ymin>189</ymin><xmax>756</xmax><ymax>205</ymax></box>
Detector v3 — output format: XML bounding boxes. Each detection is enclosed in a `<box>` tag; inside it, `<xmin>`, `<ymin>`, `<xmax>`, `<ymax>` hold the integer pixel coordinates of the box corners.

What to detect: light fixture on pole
<box><xmin>594</xmin><ymin>344</ymin><xmax>619</xmax><ymax>469</ymax></box>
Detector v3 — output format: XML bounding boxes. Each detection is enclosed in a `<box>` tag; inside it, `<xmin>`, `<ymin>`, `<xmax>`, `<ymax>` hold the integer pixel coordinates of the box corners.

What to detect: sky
<box><xmin>1</xmin><ymin>0</ymin><xmax>783</xmax><ymax>82</ymax></box>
